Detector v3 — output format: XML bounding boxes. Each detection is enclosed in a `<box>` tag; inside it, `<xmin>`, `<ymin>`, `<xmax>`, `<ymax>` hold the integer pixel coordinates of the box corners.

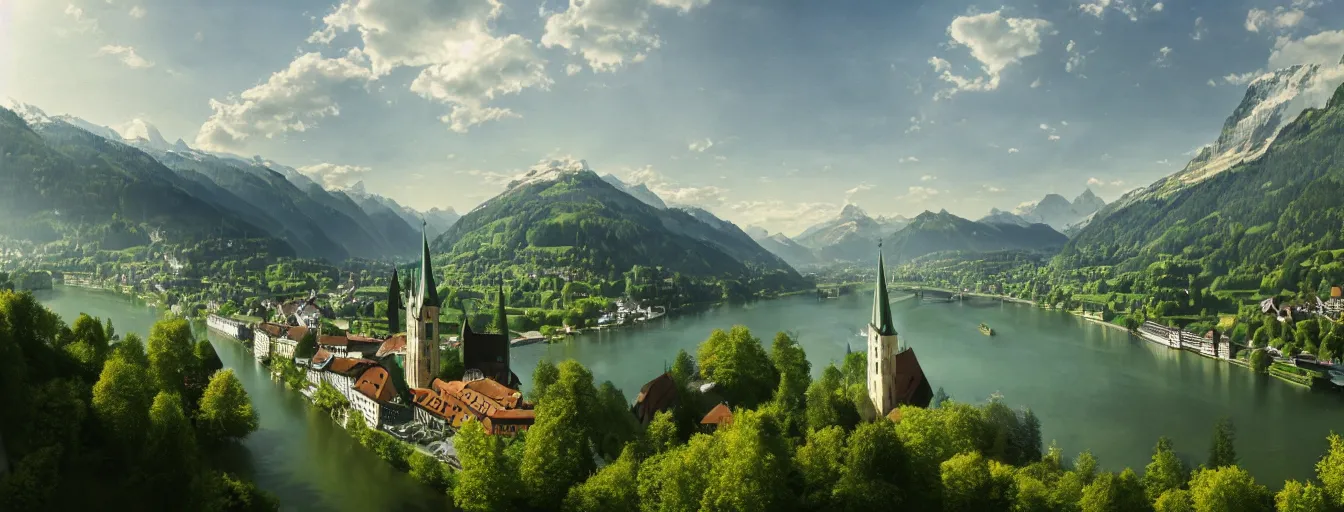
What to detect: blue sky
<box><xmin>5</xmin><ymin>0</ymin><xmax>1344</xmax><ymax>235</ymax></box>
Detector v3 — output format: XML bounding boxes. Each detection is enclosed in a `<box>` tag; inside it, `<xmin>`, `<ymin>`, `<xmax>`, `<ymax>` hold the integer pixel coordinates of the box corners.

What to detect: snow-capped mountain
<box><xmin>117</xmin><ymin>118</ymin><xmax>171</xmax><ymax>152</ymax></box>
<box><xmin>1</xmin><ymin>98</ymin><xmax>53</xmax><ymax>126</ymax></box>
<box><xmin>600</xmin><ymin>174</ymin><xmax>668</xmax><ymax>209</ymax></box>
<box><xmin>793</xmin><ymin>204</ymin><xmax>910</xmax><ymax>262</ymax></box>
<box><xmin>991</xmin><ymin>189</ymin><xmax>1106</xmax><ymax>232</ymax></box>
<box><xmin>747</xmin><ymin>228</ymin><xmax>818</xmax><ymax>268</ymax></box>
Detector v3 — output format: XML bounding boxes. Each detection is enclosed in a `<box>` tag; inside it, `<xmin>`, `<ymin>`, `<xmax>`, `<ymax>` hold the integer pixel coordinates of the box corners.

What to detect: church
<box><xmin>867</xmin><ymin>248</ymin><xmax>934</xmax><ymax>417</ymax></box>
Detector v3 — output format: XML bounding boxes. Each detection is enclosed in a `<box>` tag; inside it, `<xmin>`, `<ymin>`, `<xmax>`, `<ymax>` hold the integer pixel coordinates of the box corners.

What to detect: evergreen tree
<box><xmin>387</xmin><ymin>268</ymin><xmax>402</xmax><ymax>334</ymax></box>
<box><xmin>1144</xmin><ymin>437</ymin><xmax>1189</xmax><ymax>502</ymax></box>
<box><xmin>1208</xmin><ymin>418</ymin><xmax>1238</xmax><ymax>469</ymax></box>
<box><xmin>491</xmin><ymin>280</ymin><xmax>509</xmax><ymax>335</ymax></box>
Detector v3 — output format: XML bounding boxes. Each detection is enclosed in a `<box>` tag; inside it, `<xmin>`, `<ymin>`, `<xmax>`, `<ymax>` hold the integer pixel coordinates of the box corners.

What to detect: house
<box><xmin>317</xmin><ymin>334</ymin><xmax>384</xmax><ymax>358</ymax></box>
<box><xmin>633</xmin><ymin>373</ymin><xmax>678</xmax><ymax>425</ymax></box>
<box><xmin>700</xmin><ymin>403</ymin><xmax>733</xmax><ymax>430</ymax></box>
<box><xmin>410</xmin><ymin>377</ymin><xmax>534</xmax><ymax>437</ymax></box>
<box><xmin>278</xmin><ymin>295</ymin><xmax>324</xmax><ymax>327</ymax></box>
<box><xmin>306</xmin><ymin>354</ymin><xmax>398</xmax><ymax>427</ymax></box>
<box><xmin>252</xmin><ymin>322</ymin><xmax>290</xmax><ymax>361</ymax></box>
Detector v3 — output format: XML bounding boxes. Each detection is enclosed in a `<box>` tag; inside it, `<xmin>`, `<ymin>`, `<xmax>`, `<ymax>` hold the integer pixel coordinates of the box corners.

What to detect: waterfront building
<box><xmin>317</xmin><ymin>333</ymin><xmax>384</xmax><ymax>358</ymax></box>
<box><xmin>867</xmin><ymin>248</ymin><xmax>933</xmax><ymax>417</ymax></box>
<box><xmin>206</xmin><ymin>314</ymin><xmax>250</xmax><ymax>340</ymax></box>
<box><xmin>633</xmin><ymin>372</ymin><xmax>678</xmax><ymax>425</ymax></box>
<box><xmin>273</xmin><ymin>326</ymin><xmax>307</xmax><ymax>360</ymax></box>
<box><xmin>252</xmin><ymin>322</ymin><xmax>288</xmax><ymax>361</ymax></box>
<box><xmin>405</xmin><ymin>227</ymin><xmax>441</xmax><ymax>390</ymax></box>
<box><xmin>306</xmin><ymin>351</ymin><xmax>400</xmax><ymax>427</ymax></box>
<box><xmin>409</xmin><ymin>377</ymin><xmax>533</xmax><ymax>436</ymax></box>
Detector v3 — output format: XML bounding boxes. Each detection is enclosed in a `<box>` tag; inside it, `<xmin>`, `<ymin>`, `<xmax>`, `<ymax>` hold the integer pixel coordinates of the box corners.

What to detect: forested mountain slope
<box><xmin>885</xmin><ymin>210</ymin><xmax>1068</xmax><ymax>264</ymax></box>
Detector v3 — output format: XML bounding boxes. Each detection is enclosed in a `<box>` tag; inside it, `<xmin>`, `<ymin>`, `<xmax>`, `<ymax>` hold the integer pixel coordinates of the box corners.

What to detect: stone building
<box><xmin>405</xmin><ymin>227</ymin><xmax>441</xmax><ymax>390</ymax></box>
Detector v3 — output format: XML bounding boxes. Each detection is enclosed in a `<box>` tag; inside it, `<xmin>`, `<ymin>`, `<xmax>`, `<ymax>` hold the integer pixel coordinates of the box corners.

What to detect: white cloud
<box><xmin>1079</xmin><ymin>0</ymin><xmax>1141</xmax><ymax>21</ymax></box>
<box><xmin>905</xmin><ymin>115</ymin><xmax>925</xmax><ymax>133</ymax></box>
<box><xmin>1151</xmin><ymin>2</ymin><xmax>1163</xmax><ymax>12</ymax></box>
<box><xmin>898</xmin><ymin>156</ymin><xmax>920</xmax><ymax>163</ymax></box>
<box><xmin>1246</xmin><ymin>7</ymin><xmax>1306</xmax><ymax>33</ymax></box>
<box><xmin>96</xmin><ymin>45</ymin><xmax>154</xmax><ymax>69</ymax></box>
<box><xmin>1065</xmin><ymin>40</ymin><xmax>1085</xmax><ymax>74</ymax></box>
<box><xmin>1207</xmin><ymin>79</ymin><xmax>1217</xmax><ymax>86</ymax></box>
<box><xmin>619</xmin><ymin>165</ymin><xmax>727</xmax><ymax>208</ymax></box>
<box><xmin>903</xmin><ymin>186</ymin><xmax>940</xmax><ymax>202</ymax></box>
<box><xmin>542</xmin><ymin>0</ymin><xmax>711</xmax><ymax>73</ymax></box>
<box><xmin>194</xmin><ymin>31</ymin><xmax>204</xmax><ymax>42</ymax></box>
<box><xmin>1030</xmin><ymin>78</ymin><xmax>1042</xmax><ymax>88</ymax></box>
<box><xmin>688</xmin><ymin>138</ymin><xmax>715</xmax><ymax>152</ymax></box>
<box><xmin>61</xmin><ymin>4</ymin><xmax>99</xmax><ymax>35</ymax></box>
<box><xmin>731</xmin><ymin>201</ymin><xmax>838</xmax><ymax>237</ymax></box>
<box><xmin>844</xmin><ymin>183</ymin><xmax>873</xmax><ymax>202</ymax></box>
<box><xmin>1048</xmin><ymin>134</ymin><xmax>1061</xmax><ymax>141</ymax></box>
<box><xmin>1087</xmin><ymin>177</ymin><xmax>1126</xmax><ymax>187</ymax></box>
<box><xmin>195</xmin><ymin>50</ymin><xmax>374</xmax><ymax>151</ymax></box>
<box><xmin>1039</xmin><ymin>123</ymin><xmax>1050</xmax><ymax>130</ymax></box>
<box><xmin>920</xmin><ymin>174</ymin><xmax>937</xmax><ymax>182</ymax></box>
<box><xmin>1061</xmin><ymin>121</ymin><xmax>1069</xmax><ymax>126</ymax></box>
<box><xmin>128</xmin><ymin>5</ymin><xmax>146</xmax><ymax>18</ymax></box>
<box><xmin>1223</xmin><ymin>71</ymin><xmax>1261</xmax><ymax>85</ymax></box>
<box><xmin>986</xmin><ymin>186</ymin><xmax>1005</xmax><ymax>193</ymax></box>
<box><xmin>1268</xmin><ymin>30</ymin><xmax>1344</xmax><ymax>69</ymax></box>
<box><xmin>1155</xmin><ymin>46</ymin><xmax>1172</xmax><ymax>67</ymax></box>
<box><xmin>307</xmin><ymin>0</ymin><xmax>551</xmax><ymax>133</ymax></box>
<box><xmin>298</xmin><ymin>163</ymin><xmax>373</xmax><ymax>189</ymax></box>
<box><xmin>1007</xmin><ymin>148</ymin><xmax>1020</xmax><ymax>153</ymax></box>
<box><xmin>930</xmin><ymin>10</ymin><xmax>1052</xmax><ymax>99</ymax></box>
<box><xmin>1191</xmin><ymin>17</ymin><xmax>1207</xmax><ymax>41</ymax></box>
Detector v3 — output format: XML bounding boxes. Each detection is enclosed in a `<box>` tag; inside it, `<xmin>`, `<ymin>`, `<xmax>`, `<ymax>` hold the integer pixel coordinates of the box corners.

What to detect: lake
<box><xmin>36</xmin><ymin>285</ymin><xmax>1344</xmax><ymax>508</ymax></box>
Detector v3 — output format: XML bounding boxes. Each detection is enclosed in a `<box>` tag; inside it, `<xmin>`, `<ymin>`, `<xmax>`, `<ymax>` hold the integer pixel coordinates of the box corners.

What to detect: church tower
<box><xmin>405</xmin><ymin>225</ymin><xmax>441</xmax><ymax>389</ymax></box>
<box><xmin>868</xmin><ymin>246</ymin><xmax>900</xmax><ymax>416</ymax></box>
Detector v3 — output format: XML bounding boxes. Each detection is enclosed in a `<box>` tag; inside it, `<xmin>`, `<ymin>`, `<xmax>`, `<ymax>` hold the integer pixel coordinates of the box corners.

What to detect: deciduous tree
<box><xmin>196</xmin><ymin>369</ymin><xmax>259</xmax><ymax>445</ymax></box>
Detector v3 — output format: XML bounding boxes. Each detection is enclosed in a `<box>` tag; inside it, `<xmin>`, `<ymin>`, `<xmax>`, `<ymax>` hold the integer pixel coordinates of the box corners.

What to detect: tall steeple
<box><xmin>493</xmin><ymin>278</ymin><xmax>508</xmax><ymax>335</ymax></box>
<box><xmin>871</xmin><ymin>242</ymin><xmax>897</xmax><ymax>337</ymax></box>
<box><xmin>418</xmin><ymin>221</ymin><xmax>439</xmax><ymax>309</ymax></box>
<box><xmin>387</xmin><ymin>267</ymin><xmax>402</xmax><ymax>334</ymax></box>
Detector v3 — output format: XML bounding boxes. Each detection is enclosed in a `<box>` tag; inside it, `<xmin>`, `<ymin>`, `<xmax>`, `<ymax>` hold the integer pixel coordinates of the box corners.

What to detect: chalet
<box><xmin>633</xmin><ymin>373</ymin><xmax>678</xmax><ymax>425</ymax></box>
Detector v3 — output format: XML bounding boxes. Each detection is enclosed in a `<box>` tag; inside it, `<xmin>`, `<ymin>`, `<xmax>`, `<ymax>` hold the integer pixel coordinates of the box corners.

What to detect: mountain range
<box><xmin>0</xmin><ymin>99</ymin><xmax>457</xmax><ymax>261</ymax></box>
<box><xmin>1059</xmin><ymin>55</ymin><xmax>1344</xmax><ymax>275</ymax></box>
<box><xmin>432</xmin><ymin>162</ymin><xmax>804</xmax><ymax>286</ymax></box>
<box><xmin>978</xmin><ymin>189</ymin><xmax>1106</xmax><ymax>234</ymax></box>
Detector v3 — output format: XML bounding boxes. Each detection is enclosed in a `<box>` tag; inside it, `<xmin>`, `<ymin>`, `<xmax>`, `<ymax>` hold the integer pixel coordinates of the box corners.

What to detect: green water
<box><xmin>36</xmin><ymin>286</ymin><xmax>1344</xmax><ymax>507</ymax></box>
<box><xmin>514</xmin><ymin>293</ymin><xmax>1344</xmax><ymax>485</ymax></box>
<box><xmin>34</xmin><ymin>286</ymin><xmax>450</xmax><ymax>512</ymax></box>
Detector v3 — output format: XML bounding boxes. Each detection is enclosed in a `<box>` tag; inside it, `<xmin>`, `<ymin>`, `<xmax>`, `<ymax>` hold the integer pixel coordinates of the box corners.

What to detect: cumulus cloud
<box><xmin>619</xmin><ymin>165</ymin><xmax>727</xmax><ymax>208</ymax></box>
<box><xmin>129</xmin><ymin>5</ymin><xmax>146</xmax><ymax>18</ymax></box>
<box><xmin>298</xmin><ymin>163</ymin><xmax>373</xmax><ymax>189</ymax></box>
<box><xmin>1007</xmin><ymin>148</ymin><xmax>1020</xmax><ymax>153</ymax></box>
<box><xmin>844</xmin><ymin>183</ymin><xmax>873</xmax><ymax>202</ymax></box>
<box><xmin>1191</xmin><ymin>17</ymin><xmax>1207</xmax><ymax>41</ymax></box>
<box><xmin>1246</xmin><ymin>7</ymin><xmax>1306</xmax><ymax>33</ymax></box>
<box><xmin>1048</xmin><ymin>134</ymin><xmax>1061</xmax><ymax>141</ymax></box>
<box><xmin>1151</xmin><ymin>2</ymin><xmax>1163</xmax><ymax>12</ymax></box>
<box><xmin>1268</xmin><ymin>30</ymin><xmax>1344</xmax><ymax>69</ymax></box>
<box><xmin>1079</xmin><ymin>0</ymin><xmax>1141</xmax><ymax>21</ymax></box>
<box><xmin>1039</xmin><ymin>123</ymin><xmax>1050</xmax><ymax>131</ymax></box>
<box><xmin>1030</xmin><ymin>78</ymin><xmax>1042</xmax><ymax>88</ymax></box>
<box><xmin>688</xmin><ymin>138</ymin><xmax>714</xmax><ymax>152</ymax></box>
<box><xmin>96</xmin><ymin>45</ymin><xmax>154</xmax><ymax>69</ymax></box>
<box><xmin>905</xmin><ymin>115</ymin><xmax>926</xmax><ymax>133</ymax></box>
<box><xmin>898</xmin><ymin>156</ymin><xmax>920</xmax><ymax>163</ymax></box>
<box><xmin>195</xmin><ymin>50</ymin><xmax>373</xmax><ymax>151</ymax></box>
<box><xmin>1155</xmin><ymin>46</ymin><xmax>1172</xmax><ymax>67</ymax></box>
<box><xmin>930</xmin><ymin>10</ymin><xmax>1052</xmax><ymax>100</ymax></box>
<box><xmin>1223</xmin><ymin>71</ymin><xmax>1261</xmax><ymax>85</ymax></box>
<box><xmin>1065</xmin><ymin>40</ymin><xmax>1085</xmax><ymax>75</ymax></box>
<box><xmin>1087</xmin><ymin>177</ymin><xmax>1126</xmax><ymax>187</ymax></box>
<box><xmin>307</xmin><ymin>0</ymin><xmax>552</xmax><ymax>133</ymax></box>
<box><xmin>731</xmin><ymin>201</ymin><xmax>838</xmax><ymax>237</ymax></box>
<box><xmin>542</xmin><ymin>0</ymin><xmax>711</xmax><ymax>73</ymax></box>
<box><xmin>61</xmin><ymin>4</ymin><xmax>99</xmax><ymax>35</ymax></box>
<box><xmin>903</xmin><ymin>186</ymin><xmax>940</xmax><ymax>202</ymax></box>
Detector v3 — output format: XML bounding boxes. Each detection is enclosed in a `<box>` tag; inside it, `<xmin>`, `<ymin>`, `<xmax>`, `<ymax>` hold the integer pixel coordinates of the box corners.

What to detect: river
<box><xmin>34</xmin><ymin>286</ymin><xmax>450</xmax><ymax>512</ymax></box>
<box><xmin>513</xmin><ymin>292</ymin><xmax>1344</xmax><ymax>485</ymax></box>
<box><xmin>36</xmin><ymin>286</ymin><xmax>1344</xmax><ymax>504</ymax></box>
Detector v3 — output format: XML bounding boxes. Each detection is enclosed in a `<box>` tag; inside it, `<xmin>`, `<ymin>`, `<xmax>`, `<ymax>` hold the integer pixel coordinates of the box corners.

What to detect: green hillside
<box><xmin>884</xmin><ymin>210</ymin><xmax>1068</xmax><ymax>263</ymax></box>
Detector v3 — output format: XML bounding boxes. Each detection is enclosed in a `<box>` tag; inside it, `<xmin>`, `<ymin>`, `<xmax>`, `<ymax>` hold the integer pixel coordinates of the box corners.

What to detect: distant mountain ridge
<box><xmin>794</xmin><ymin>204</ymin><xmax>910</xmax><ymax>262</ymax></box>
<box><xmin>885</xmin><ymin>209</ymin><xmax>1068</xmax><ymax>263</ymax></box>
<box><xmin>0</xmin><ymin>98</ymin><xmax>457</xmax><ymax>261</ymax></box>
<box><xmin>984</xmin><ymin>189</ymin><xmax>1105</xmax><ymax>232</ymax></box>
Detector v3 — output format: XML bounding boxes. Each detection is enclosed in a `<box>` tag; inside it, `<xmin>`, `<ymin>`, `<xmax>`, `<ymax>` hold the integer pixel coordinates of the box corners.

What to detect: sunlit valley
<box><xmin>3</xmin><ymin>0</ymin><xmax>1344</xmax><ymax>511</ymax></box>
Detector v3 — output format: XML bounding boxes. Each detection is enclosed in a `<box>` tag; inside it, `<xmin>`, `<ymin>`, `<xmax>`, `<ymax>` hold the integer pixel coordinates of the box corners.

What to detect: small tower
<box><xmin>867</xmin><ymin>245</ymin><xmax>900</xmax><ymax>416</ymax></box>
<box><xmin>405</xmin><ymin>224</ymin><xmax>441</xmax><ymax>389</ymax></box>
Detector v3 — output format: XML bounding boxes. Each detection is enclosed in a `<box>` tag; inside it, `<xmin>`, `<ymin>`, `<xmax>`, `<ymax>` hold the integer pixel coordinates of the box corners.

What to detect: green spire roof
<box><xmin>419</xmin><ymin>224</ymin><xmax>439</xmax><ymax>308</ymax></box>
<box><xmin>872</xmin><ymin>248</ymin><xmax>897</xmax><ymax>336</ymax></box>
<box><xmin>494</xmin><ymin>278</ymin><xmax>508</xmax><ymax>336</ymax></box>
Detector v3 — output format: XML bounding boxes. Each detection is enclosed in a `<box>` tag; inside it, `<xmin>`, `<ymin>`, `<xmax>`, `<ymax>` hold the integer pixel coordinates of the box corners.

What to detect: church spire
<box><xmin>493</xmin><ymin>278</ymin><xmax>508</xmax><ymax>335</ymax></box>
<box><xmin>418</xmin><ymin>221</ymin><xmax>439</xmax><ymax>308</ymax></box>
<box><xmin>871</xmin><ymin>241</ymin><xmax>896</xmax><ymax>337</ymax></box>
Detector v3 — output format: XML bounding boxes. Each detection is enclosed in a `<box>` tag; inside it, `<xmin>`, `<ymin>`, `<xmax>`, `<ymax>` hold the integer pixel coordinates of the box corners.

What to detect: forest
<box><xmin>0</xmin><ymin>291</ymin><xmax>274</xmax><ymax>511</ymax></box>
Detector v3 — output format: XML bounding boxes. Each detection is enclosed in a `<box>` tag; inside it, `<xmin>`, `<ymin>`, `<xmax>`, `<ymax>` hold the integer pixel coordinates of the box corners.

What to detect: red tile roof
<box><xmin>319</xmin><ymin>335</ymin><xmax>349</xmax><ymax>347</ymax></box>
<box><xmin>700</xmin><ymin>403</ymin><xmax>733</xmax><ymax>426</ymax></box>
<box><xmin>457</xmin><ymin>388</ymin><xmax>504</xmax><ymax>416</ymax></box>
<box><xmin>376</xmin><ymin>335</ymin><xmax>406</xmax><ymax>358</ymax></box>
<box><xmin>327</xmin><ymin>357</ymin><xmax>377</xmax><ymax>377</ymax></box>
<box><xmin>286</xmin><ymin>326</ymin><xmax>310</xmax><ymax>341</ymax></box>
<box><xmin>464</xmin><ymin>379</ymin><xmax>524</xmax><ymax>409</ymax></box>
<box><xmin>486</xmin><ymin>408</ymin><xmax>535</xmax><ymax>421</ymax></box>
<box><xmin>256</xmin><ymin>322</ymin><xmax>287</xmax><ymax>337</ymax></box>
<box><xmin>355</xmin><ymin>366</ymin><xmax>397</xmax><ymax>402</ymax></box>
<box><xmin>891</xmin><ymin>349</ymin><xmax>933</xmax><ymax>409</ymax></box>
<box><xmin>311</xmin><ymin>349</ymin><xmax>334</xmax><ymax>366</ymax></box>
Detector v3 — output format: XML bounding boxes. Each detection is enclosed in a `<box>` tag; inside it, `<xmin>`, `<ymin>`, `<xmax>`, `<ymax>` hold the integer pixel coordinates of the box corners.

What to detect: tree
<box><xmin>696</xmin><ymin>326</ymin><xmax>778</xmax><ymax>408</ymax></box>
<box><xmin>1251</xmin><ymin>349</ymin><xmax>1272</xmax><ymax>374</ymax></box>
<box><xmin>700</xmin><ymin>409</ymin><xmax>792</xmax><ymax>512</ymax></box>
<box><xmin>1075</xmin><ymin>450</ymin><xmax>1099</xmax><ymax>484</ymax></box>
<box><xmin>454</xmin><ymin>418</ymin><xmax>517</xmax><ymax>512</ymax></box>
<box><xmin>636</xmin><ymin>431</ymin><xmax>720</xmax><ymax>512</ymax></box>
<box><xmin>91</xmin><ymin>356</ymin><xmax>153</xmax><ymax>452</ymax></box>
<box><xmin>112</xmin><ymin>332</ymin><xmax>149</xmax><ymax>368</ymax></box>
<box><xmin>521</xmin><ymin>360</ymin><xmax>597</xmax><ymax>507</ymax></box>
<box><xmin>795</xmin><ymin>426</ymin><xmax>847</xmax><ymax>510</ymax></box>
<box><xmin>1318</xmin><ymin>432</ymin><xmax>1344</xmax><ymax>509</ymax></box>
<box><xmin>1155</xmin><ymin>489</ymin><xmax>1195</xmax><ymax>512</ymax></box>
<box><xmin>941</xmin><ymin>451</ymin><xmax>997</xmax><ymax>512</ymax></box>
<box><xmin>438</xmin><ymin>345</ymin><xmax>465</xmax><ymax>382</ymax></box>
<box><xmin>593</xmin><ymin>381</ymin><xmax>639</xmax><ymax>460</ymax></box>
<box><xmin>201</xmin><ymin>472</ymin><xmax>280</xmax><ymax>512</ymax></box>
<box><xmin>1188</xmin><ymin>466</ymin><xmax>1271</xmax><ymax>512</ymax></box>
<box><xmin>144</xmin><ymin>391</ymin><xmax>198</xmax><ymax>509</ymax></box>
<box><xmin>1145</xmin><ymin>437</ymin><xmax>1189</xmax><ymax>502</ymax></box>
<box><xmin>835</xmin><ymin>420</ymin><xmax>914</xmax><ymax>510</ymax></box>
<box><xmin>148</xmin><ymin>318</ymin><xmax>196</xmax><ymax>394</ymax></box>
<box><xmin>669</xmin><ymin>349</ymin><xmax>696</xmax><ymax>385</ymax></box>
<box><xmin>530</xmin><ymin>359</ymin><xmax>560</xmax><ymax>403</ymax></box>
<box><xmin>644</xmin><ymin>410</ymin><xmax>679</xmax><ymax>456</ymax></box>
<box><xmin>563</xmin><ymin>445</ymin><xmax>639</xmax><ymax>512</ymax></box>
<box><xmin>196</xmin><ymin>369</ymin><xmax>259</xmax><ymax>445</ymax></box>
<box><xmin>408</xmin><ymin>450</ymin><xmax>454</xmax><ymax>494</ymax></box>
<box><xmin>1208</xmin><ymin>418</ymin><xmax>1238</xmax><ymax>469</ymax></box>
<box><xmin>387</xmin><ymin>268</ymin><xmax>402</xmax><ymax>333</ymax></box>
<box><xmin>294</xmin><ymin>329</ymin><xmax>318</xmax><ymax>359</ymax></box>
<box><xmin>1079</xmin><ymin>469</ymin><xmax>1147</xmax><ymax>512</ymax></box>
<box><xmin>1275</xmin><ymin>480</ymin><xmax>1329</xmax><ymax>512</ymax></box>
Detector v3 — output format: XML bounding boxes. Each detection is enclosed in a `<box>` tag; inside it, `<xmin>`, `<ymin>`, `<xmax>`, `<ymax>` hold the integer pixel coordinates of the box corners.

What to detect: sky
<box><xmin>5</xmin><ymin>0</ymin><xmax>1344</xmax><ymax>237</ymax></box>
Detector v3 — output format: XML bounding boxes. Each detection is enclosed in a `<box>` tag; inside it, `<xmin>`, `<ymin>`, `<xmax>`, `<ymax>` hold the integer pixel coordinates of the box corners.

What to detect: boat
<box><xmin>979</xmin><ymin>323</ymin><xmax>995</xmax><ymax>336</ymax></box>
